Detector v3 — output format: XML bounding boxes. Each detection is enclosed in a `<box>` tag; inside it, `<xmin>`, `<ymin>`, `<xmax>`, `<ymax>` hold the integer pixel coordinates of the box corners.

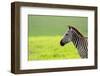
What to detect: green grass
<box><xmin>28</xmin><ymin>15</ymin><xmax>88</xmax><ymax>60</ymax></box>
<box><xmin>28</xmin><ymin>36</ymin><xmax>80</xmax><ymax>60</ymax></box>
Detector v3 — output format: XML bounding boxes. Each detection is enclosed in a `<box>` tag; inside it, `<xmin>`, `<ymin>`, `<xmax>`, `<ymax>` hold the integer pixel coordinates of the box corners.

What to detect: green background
<box><xmin>28</xmin><ymin>15</ymin><xmax>88</xmax><ymax>60</ymax></box>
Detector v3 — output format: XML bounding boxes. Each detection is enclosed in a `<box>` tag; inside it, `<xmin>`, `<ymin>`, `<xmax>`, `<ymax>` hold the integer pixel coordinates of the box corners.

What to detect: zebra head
<box><xmin>60</xmin><ymin>26</ymin><xmax>72</xmax><ymax>46</ymax></box>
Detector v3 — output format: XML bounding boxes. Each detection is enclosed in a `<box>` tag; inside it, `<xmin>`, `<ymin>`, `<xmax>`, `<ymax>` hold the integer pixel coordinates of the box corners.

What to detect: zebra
<box><xmin>60</xmin><ymin>26</ymin><xmax>88</xmax><ymax>58</ymax></box>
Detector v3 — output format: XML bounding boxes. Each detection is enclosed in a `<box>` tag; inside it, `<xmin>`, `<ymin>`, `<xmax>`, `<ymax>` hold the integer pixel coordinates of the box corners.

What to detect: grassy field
<box><xmin>28</xmin><ymin>15</ymin><xmax>88</xmax><ymax>60</ymax></box>
<box><xmin>28</xmin><ymin>36</ymin><xmax>80</xmax><ymax>60</ymax></box>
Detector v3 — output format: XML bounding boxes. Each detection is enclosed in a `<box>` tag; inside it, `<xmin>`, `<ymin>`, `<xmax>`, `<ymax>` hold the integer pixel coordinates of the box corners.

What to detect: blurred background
<box><xmin>28</xmin><ymin>15</ymin><xmax>88</xmax><ymax>60</ymax></box>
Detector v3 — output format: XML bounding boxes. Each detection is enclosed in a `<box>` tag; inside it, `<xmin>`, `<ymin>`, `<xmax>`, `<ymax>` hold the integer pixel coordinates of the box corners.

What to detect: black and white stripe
<box><xmin>71</xmin><ymin>30</ymin><xmax>88</xmax><ymax>58</ymax></box>
<box><xmin>60</xmin><ymin>26</ymin><xmax>88</xmax><ymax>58</ymax></box>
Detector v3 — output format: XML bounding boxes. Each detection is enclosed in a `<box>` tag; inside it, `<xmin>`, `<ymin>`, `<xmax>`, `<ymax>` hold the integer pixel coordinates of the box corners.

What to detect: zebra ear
<box><xmin>68</xmin><ymin>26</ymin><xmax>72</xmax><ymax>29</ymax></box>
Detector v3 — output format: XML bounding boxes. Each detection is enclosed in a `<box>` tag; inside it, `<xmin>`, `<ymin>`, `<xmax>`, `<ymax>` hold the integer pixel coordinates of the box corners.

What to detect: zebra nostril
<box><xmin>60</xmin><ymin>40</ymin><xmax>64</xmax><ymax>46</ymax></box>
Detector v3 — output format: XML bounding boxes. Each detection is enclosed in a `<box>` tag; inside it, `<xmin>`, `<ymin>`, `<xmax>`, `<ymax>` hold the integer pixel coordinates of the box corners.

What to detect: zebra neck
<box><xmin>72</xmin><ymin>37</ymin><xmax>79</xmax><ymax>48</ymax></box>
<box><xmin>71</xmin><ymin>31</ymin><xmax>81</xmax><ymax>49</ymax></box>
<box><xmin>71</xmin><ymin>31</ymin><xmax>88</xmax><ymax>58</ymax></box>
<box><xmin>72</xmin><ymin>37</ymin><xmax>88</xmax><ymax>58</ymax></box>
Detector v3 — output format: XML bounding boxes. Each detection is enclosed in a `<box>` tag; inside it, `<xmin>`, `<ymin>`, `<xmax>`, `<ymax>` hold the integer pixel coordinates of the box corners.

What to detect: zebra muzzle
<box><xmin>60</xmin><ymin>40</ymin><xmax>65</xmax><ymax>46</ymax></box>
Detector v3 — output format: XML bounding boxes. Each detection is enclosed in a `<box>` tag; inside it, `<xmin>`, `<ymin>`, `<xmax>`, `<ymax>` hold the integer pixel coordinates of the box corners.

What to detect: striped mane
<box><xmin>69</xmin><ymin>26</ymin><xmax>84</xmax><ymax>37</ymax></box>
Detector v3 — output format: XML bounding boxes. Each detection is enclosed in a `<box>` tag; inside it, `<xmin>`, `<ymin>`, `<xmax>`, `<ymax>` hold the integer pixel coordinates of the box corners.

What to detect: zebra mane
<box><xmin>69</xmin><ymin>26</ymin><xmax>84</xmax><ymax>37</ymax></box>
